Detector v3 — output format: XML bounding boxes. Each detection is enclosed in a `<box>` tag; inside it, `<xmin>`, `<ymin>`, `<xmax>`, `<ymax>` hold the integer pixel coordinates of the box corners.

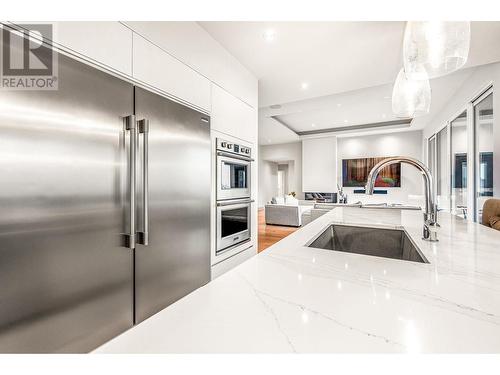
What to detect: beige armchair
<box><xmin>482</xmin><ymin>199</ymin><xmax>500</xmax><ymax>231</ymax></box>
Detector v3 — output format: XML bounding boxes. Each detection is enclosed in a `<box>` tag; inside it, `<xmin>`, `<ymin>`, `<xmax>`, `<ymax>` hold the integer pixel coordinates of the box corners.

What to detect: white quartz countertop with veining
<box><xmin>94</xmin><ymin>207</ymin><xmax>500</xmax><ymax>353</ymax></box>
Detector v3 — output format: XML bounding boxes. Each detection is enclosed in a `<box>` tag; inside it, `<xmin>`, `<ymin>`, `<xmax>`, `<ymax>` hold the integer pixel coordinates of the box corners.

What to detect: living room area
<box><xmin>258</xmin><ymin>128</ymin><xmax>425</xmax><ymax>251</ymax></box>
<box><xmin>255</xmin><ymin>21</ymin><xmax>500</xmax><ymax>253</ymax></box>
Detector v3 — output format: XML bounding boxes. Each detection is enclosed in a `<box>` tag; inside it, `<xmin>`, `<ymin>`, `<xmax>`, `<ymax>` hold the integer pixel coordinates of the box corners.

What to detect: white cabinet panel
<box><xmin>211</xmin><ymin>85</ymin><xmax>257</xmax><ymax>143</ymax></box>
<box><xmin>211</xmin><ymin>246</ymin><xmax>256</xmax><ymax>280</ymax></box>
<box><xmin>132</xmin><ymin>34</ymin><xmax>211</xmax><ymax>112</ymax></box>
<box><xmin>52</xmin><ymin>22</ymin><xmax>133</xmax><ymax>76</ymax></box>
<box><xmin>123</xmin><ymin>21</ymin><xmax>258</xmax><ymax>108</ymax></box>
<box><xmin>302</xmin><ymin>137</ymin><xmax>338</xmax><ymax>192</ymax></box>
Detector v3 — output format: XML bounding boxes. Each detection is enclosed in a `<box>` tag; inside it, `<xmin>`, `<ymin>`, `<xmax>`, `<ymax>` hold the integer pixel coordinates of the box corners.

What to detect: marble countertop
<box><xmin>94</xmin><ymin>207</ymin><xmax>500</xmax><ymax>353</ymax></box>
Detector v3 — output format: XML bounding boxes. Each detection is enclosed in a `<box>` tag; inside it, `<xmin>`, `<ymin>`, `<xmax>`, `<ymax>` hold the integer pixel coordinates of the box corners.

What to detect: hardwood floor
<box><xmin>258</xmin><ymin>208</ymin><xmax>299</xmax><ymax>253</ymax></box>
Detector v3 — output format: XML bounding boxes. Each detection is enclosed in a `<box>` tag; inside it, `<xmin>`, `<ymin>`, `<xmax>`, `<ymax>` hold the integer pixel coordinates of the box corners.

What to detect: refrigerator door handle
<box><xmin>124</xmin><ymin>115</ymin><xmax>137</xmax><ymax>249</ymax></box>
<box><xmin>137</xmin><ymin>119</ymin><xmax>149</xmax><ymax>246</ymax></box>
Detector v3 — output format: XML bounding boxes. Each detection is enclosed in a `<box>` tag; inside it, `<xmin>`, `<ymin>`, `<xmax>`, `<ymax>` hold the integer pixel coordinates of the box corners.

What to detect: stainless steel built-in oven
<box><xmin>216</xmin><ymin>198</ymin><xmax>253</xmax><ymax>253</ymax></box>
<box><xmin>216</xmin><ymin>138</ymin><xmax>254</xmax><ymax>253</ymax></box>
<box><xmin>216</xmin><ymin>138</ymin><xmax>253</xmax><ymax>201</ymax></box>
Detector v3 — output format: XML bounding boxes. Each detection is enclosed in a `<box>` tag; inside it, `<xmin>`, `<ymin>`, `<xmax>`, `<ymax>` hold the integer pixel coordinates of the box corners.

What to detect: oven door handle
<box><xmin>217</xmin><ymin>199</ymin><xmax>254</xmax><ymax>207</ymax></box>
<box><xmin>217</xmin><ymin>151</ymin><xmax>254</xmax><ymax>162</ymax></box>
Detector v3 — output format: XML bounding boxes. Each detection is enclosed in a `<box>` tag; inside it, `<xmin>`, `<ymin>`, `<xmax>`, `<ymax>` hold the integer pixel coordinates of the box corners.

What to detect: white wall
<box><xmin>302</xmin><ymin>137</ymin><xmax>337</xmax><ymax>192</ymax></box>
<box><xmin>259</xmin><ymin>142</ymin><xmax>303</xmax><ymax>207</ymax></box>
<box><xmin>336</xmin><ymin>131</ymin><xmax>424</xmax><ymax>204</ymax></box>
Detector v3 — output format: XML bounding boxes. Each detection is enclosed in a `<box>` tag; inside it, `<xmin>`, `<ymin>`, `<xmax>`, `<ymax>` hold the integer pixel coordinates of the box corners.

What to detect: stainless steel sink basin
<box><xmin>308</xmin><ymin>224</ymin><xmax>429</xmax><ymax>263</ymax></box>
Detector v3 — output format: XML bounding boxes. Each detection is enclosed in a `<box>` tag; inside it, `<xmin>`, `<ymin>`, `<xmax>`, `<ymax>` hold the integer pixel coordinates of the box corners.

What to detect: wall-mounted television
<box><xmin>342</xmin><ymin>157</ymin><xmax>401</xmax><ymax>188</ymax></box>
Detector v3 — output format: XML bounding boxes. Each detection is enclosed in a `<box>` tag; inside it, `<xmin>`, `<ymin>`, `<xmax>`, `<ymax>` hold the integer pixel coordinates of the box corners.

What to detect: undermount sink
<box><xmin>308</xmin><ymin>224</ymin><xmax>429</xmax><ymax>263</ymax></box>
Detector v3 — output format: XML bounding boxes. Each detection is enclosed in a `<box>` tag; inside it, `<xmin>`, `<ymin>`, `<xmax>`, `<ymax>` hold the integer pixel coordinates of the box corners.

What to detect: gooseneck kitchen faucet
<box><xmin>365</xmin><ymin>156</ymin><xmax>439</xmax><ymax>242</ymax></box>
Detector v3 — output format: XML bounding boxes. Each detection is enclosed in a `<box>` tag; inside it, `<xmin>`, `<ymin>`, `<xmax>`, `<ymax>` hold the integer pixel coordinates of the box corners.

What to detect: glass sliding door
<box><xmin>474</xmin><ymin>90</ymin><xmax>494</xmax><ymax>222</ymax></box>
<box><xmin>428</xmin><ymin>126</ymin><xmax>451</xmax><ymax>212</ymax></box>
<box><xmin>451</xmin><ymin>110</ymin><xmax>468</xmax><ymax>219</ymax></box>
<box><xmin>428</xmin><ymin>135</ymin><xmax>436</xmax><ymax>179</ymax></box>
<box><xmin>436</xmin><ymin>126</ymin><xmax>450</xmax><ymax>211</ymax></box>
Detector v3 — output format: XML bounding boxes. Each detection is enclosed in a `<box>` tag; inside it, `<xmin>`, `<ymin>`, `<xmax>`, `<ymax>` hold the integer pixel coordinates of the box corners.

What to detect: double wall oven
<box><xmin>216</xmin><ymin>138</ymin><xmax>254</xmax><ymax>254</ymax></box>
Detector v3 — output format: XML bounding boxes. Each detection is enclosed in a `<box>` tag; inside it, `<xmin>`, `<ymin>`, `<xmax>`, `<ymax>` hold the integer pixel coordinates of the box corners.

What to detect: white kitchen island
<box><xmin>94</xmin><ymin>207</ymin><xmax>500</xmax><ymax>353</ymax></box>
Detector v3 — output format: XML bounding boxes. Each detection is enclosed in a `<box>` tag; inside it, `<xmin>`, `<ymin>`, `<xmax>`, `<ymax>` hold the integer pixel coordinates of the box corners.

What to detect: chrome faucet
<box><xmin>365</xmin><ymin>156</ymin><xmax>439</xmax><ymax>242</ymax></box>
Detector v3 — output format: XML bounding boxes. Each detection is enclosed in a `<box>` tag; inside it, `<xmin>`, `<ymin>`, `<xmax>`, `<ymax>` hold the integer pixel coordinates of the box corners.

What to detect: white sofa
<box><xmin>265</xmin><ymin>196</ymin><xmax>313</xmax><ymax>227</ymax></box>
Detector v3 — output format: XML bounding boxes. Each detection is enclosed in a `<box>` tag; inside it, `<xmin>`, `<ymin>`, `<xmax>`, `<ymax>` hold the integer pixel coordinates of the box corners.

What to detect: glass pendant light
<box><xmin>392</xmin><ymin>67</ymin><xmax>431</xmax><ymax>118</ymax></box>
<box><xmin>403</xmin><ymin>21</ymin><xmax>471</xmax><ymax>80</ymax></box>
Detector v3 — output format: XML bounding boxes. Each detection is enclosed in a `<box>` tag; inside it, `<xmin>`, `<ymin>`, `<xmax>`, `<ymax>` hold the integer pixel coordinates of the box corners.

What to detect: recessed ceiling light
<box><xmin>344</xmin><ymin>119</ymin><xmax>349</xmax><ymax>123</ymax></box>
<box><xmin>262</xmin><ymin>29</ymin><xmax>276</xmax><ymax>42</ymax></box>
<box><xmin>382</xmin><ymin>113</ymin><xmax>387</xmax><ymax>118</ymax></box>
<box><xmin>267</xmin><ymin>139</ymin><xmax>272</xmax><ymax>143</ymax></box>
<box><xmin>337</xmin><ymin>103</ymin><xmax>342</xmax><ymax>107</ymax></box>
<box><xmin>301</xmin><ymin>82</ymin><xmax>309</xmax><ymax>90</ymax></box>
<box><xmin>311</xmin><ymin>123</ymin><xmax>316</xmax><ymax>127</ymax></box>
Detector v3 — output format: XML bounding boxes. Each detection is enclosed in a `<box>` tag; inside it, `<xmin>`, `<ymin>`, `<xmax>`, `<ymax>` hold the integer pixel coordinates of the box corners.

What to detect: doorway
<box><xmin>277</xmin><ymin>164</ymin><xmax>289</xmax><ymax>197</ymax></box>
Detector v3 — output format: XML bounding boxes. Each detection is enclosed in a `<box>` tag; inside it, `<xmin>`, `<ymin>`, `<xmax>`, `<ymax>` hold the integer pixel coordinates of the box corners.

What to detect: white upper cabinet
<box><xmin>211</xmin><ymin>84</ymin><xmax>257</xmax><ymax>144</ymax></box>
<box><xmin>132</xmin><ymin>34</ymin><xmax>211</xmax><ymax>112</ymax></box>
<box><xmin>17</xmin><ymin>21</ymin><xmax>255</xmax><ymax>132</ymax></box>
<box><xmin>51</xmin><ymin>22</ymin><xmax>133</xmax><ymax>76</ymax></box>
<box><xmin>123</xmin><ymin>22</ymin><xmax>257</xmax><ymax>108</ymax></box>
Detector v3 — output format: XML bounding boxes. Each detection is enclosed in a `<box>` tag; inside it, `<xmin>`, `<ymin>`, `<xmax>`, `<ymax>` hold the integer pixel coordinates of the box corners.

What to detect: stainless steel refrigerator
<box><xmin>0</xmin><ymin>36</ymin><xmax>210</xmax><ymax>353</ymax></box>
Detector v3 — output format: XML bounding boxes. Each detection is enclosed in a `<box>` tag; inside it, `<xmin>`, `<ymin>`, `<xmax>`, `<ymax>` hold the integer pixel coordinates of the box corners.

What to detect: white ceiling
<box><xmin>200</xmin><ymin>21</ymin><xmax>500</xmax><ymax>145</ymax></box>
<box><xmin>258</xmin><ymin>115</ymin><xmax>299</xmax><ymax>145</ymax></box>
<box><xmin>200</xmin><ymin>21</ymin><xmax>406</xmax><ymax>106</ymax></box>
<box><xmin>260</xmin><ymin>66</ymin><xmax>475</xmax><ymax>135</ymax></box>
<box><xmin>269</xmin><ymin>83</ymin><xmax>397</xmax><ymax>133</ymax></box>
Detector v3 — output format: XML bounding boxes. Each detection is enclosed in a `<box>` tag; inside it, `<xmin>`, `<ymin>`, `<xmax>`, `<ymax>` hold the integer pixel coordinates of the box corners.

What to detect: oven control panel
<box><xmin>217</xmin><ymin>138</ymin><xmax>252</xmax><ymax>158</ymax></box>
